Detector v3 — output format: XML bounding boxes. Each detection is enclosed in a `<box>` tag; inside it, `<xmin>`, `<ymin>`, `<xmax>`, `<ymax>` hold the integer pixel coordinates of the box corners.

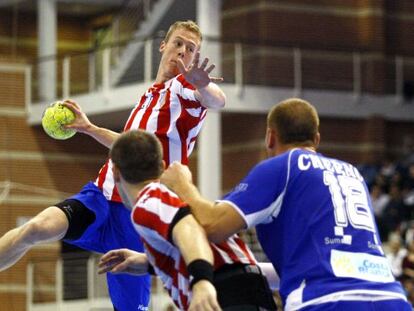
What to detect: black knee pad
<box><xmin>55</xmin><ymin>199</ymin><xmax>96</xmax><ymax>241</ymax></box>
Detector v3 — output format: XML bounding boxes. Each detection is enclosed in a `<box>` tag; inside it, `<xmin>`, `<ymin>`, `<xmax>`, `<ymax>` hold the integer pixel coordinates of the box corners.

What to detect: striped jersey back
<box><xmin>131</xmin><ymin>182</ymin><xmax>257</xmax><ymax>310</ymax></box>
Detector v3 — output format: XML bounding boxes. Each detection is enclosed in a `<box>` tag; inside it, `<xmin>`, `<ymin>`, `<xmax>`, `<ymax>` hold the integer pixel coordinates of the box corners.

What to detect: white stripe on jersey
<box><xmin>144</xmin><ymin>248</ymin><xmax>188</xmax><ymax>310</ymax></box>
<box><xmin>176</xmin><ymin>79</ymin><xmax>197</xmax><ymax>101</ymax></box>
<box><xmin>211</xmin><ymin>243</ymin><xmax>233</xmax><ymax>263</ymax></box>
<box><xmin>286</xmin><ymin>288</ymin><xmax>408</xmax><ymax>311</ymax></box>
<box><xmin>146</xmin><ymin>248</ymin><xmax>190</xmax><ymax>309</ymax></box>
<box><xmin>138</xmin><ymin>196</ymin><xmax>179</xmax><ymax>224</ymax></box>
<box><xmin>226</xmin><ymin>237</ymin><xmax>257</xmax><ymax>265</ymax></box>
<box><xmin>133</xmin><ymin>225</ymin><xmax>180</xmax><ymax>263</ymax></box>
<box><xmin>186</xmin><ymin>112</ymin><xmax>206</xmax><ymax>155</ymax></box>
<box><xmin>128</xmin><ymin>95</ymin><xmax>152</xmax><ymax>130</ymax></box>
<box><xmin>101</xmin><ymin>160</ymin><xmax>115</xmax><ymax>199</ymax></box>
<box><xmin>166</xmin><ymin>91</ymin><xmax>183</xmax><ymax>163</ymax></box>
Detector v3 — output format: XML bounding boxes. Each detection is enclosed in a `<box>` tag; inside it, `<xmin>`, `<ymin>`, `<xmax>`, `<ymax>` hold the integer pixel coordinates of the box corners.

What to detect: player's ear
<box><xmin>265</xmin><ymin>127</ymin><xmax>276</xmax><ymax>150</ymax></box>
<box><xmin>314</xmin><ymin>132</ymin><xmax>320</xmax><ymax>149</ymax></box>
<box><xmin>162</xmin><ymin>160</ymin><xmax>166</xmax><ymax>170</ymax></box>
<box><xmin>159</xmin><ymin>40</ymin><xmax>166</xmax><ymax>53</ymax></box>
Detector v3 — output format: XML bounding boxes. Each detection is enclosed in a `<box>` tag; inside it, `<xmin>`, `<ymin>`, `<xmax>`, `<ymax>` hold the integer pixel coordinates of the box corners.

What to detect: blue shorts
<box><xmin>300</xmin><ymin>299</ymin><xmax>412</xmax><ymax>311</ymax></box>
<box><xmin>63</xmin><ymin>182</ymin><xmax>151</xmax><ymax>311</ymax></box>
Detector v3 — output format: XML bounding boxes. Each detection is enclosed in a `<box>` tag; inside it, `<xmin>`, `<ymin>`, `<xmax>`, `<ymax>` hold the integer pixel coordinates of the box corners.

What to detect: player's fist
<box><xmin>161</xmin><ymin>162</ymin><xmax>193</xmax><ymax>193</ymax></box>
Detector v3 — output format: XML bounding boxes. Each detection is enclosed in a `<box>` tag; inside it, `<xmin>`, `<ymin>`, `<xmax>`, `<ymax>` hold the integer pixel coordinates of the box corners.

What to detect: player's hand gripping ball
<box><xmin>41</xmin><ymin>101</ymin><xmax>76</xmax><ymax>140</ymax></box>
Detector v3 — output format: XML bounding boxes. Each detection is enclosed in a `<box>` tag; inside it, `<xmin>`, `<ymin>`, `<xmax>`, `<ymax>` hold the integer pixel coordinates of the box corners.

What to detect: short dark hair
<box><xmin>267</xmin><ymin>98</ymin><xmax>319</xmax><ymax>146</ymax></box>
<box><xmin>110</xmin><ymin>130</ymin><xmax>163</xmax><ymax>184</ymax></box>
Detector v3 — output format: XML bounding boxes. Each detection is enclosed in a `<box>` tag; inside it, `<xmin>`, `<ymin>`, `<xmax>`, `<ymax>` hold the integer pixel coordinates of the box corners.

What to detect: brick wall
<box><xmin>221</xmin><ymin>0</ymin><xmax>414</xmax><ymax>94</ymax></box>
<box><xmin>0</xmin><ymin>63</ymin><xmax>107</xmax><ymax>310</ymax></box>
<box><xmin>218</xmin><ymin>111</ymin><xmax>414</xmax><ymax>192</ymax></box>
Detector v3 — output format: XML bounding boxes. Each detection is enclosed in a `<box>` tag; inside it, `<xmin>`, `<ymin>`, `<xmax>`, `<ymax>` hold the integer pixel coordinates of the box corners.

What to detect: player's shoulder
<box><xmin>135</xmin><ymin>182</ymin><xmax>186</xmax><ymax>209</ymax></box>
<box><xmin>174</xmin><ymin>74</ymin><xmax>196</xmax><ymax>90</ymax></box>
<box><xmin>259</xmin><ymin>148</ymin><xmax>298</xmax><ymax>168</ymax></box>
<box><xmin>245</xmin><ymin>151</ymin><xmax>293</xmax><ymax>182</ymax></box>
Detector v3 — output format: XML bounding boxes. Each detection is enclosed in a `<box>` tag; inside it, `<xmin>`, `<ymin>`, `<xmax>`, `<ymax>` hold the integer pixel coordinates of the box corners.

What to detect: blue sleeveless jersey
<box><xmin>221</xmin><ymin>149</ymin><xmax>409</xmax><ymax>310</ymax></box>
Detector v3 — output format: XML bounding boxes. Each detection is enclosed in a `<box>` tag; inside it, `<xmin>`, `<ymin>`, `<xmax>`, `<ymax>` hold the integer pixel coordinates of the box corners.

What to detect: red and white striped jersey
<box><xmin>131</xmin><ymin>182</ymin><xmax>257</xmax><ymax>311</ymax></box>
<box><xmin>95</xmin><ymin>74</ymin><xmax>207</xmax><ymax>202</ymax></box>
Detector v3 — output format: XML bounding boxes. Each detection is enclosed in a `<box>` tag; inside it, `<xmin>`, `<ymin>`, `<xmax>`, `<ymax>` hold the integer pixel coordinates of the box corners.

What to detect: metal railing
<box><xmin>26</xmin><ymin>254</ymin><xmax>177</xmax><ymax>311</ymax></box>
<box><xmin>29</xmin><ymin>36</ymin><xmax>414</xmax><ymax>106</ymax></box>
<box><xmin>26</xmin><ymin>254</ymin><xmax>111</xmax><ymax>311</ymax></box>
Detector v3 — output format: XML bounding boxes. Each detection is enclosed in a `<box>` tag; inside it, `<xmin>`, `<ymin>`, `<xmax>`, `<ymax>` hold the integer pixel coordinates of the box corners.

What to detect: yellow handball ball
<box><xmin>41</xmin><ymin>101</ymin><xmax>76</xmax><ymax>140</ymax></box>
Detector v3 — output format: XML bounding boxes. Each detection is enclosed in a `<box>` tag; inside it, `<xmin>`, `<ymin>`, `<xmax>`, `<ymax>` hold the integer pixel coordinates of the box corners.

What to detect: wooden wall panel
<box><xmin>0</xmin><ymin>72</ymin><xmax>25</xmax><ymax>107</ymax></box>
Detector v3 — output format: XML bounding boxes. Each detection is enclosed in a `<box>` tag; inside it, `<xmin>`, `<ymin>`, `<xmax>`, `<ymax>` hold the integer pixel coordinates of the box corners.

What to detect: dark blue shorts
<box><xmin>300</xmin><ymin>299</ymin><xmax>412</xmax><ymax>311</ymax></box>
<box><xmin>62</xmin><ymin>182</ymin><xmax>151</xmax><ymax>311</ymax></box>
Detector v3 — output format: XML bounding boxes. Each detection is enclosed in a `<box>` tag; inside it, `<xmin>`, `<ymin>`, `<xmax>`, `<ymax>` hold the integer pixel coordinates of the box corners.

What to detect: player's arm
<box><xmin>176</xmin><ymin>183</ymin><xmax>245</xmax><ymax>243</ymax></box>
<box><xmin>171</xmin><ymin>212</ymin><xmax>221</xmax><ymax>311</ymax></box>
<box><xmin>161</xmin><ymin>163</ymin><xmax>247</xmax><ymax>243</ymax></box>
<box><xmin>177</xmin><ymin>51</ymin><xmax>225</xmax><ymax>109</ymax></box>
<box><xmin>195</xmin><ymin>82</ymin><xmax>226</xmax><ymax>109</ymax></box>
<box><xmin>98</xmin><ymin>249</ymin><xmax>151</xmax><ymax>276</ymax></box>
<box><xmin>62</xmin><ymin>99</ymin><xmax>120</xmax><ymax>148</ymax></box>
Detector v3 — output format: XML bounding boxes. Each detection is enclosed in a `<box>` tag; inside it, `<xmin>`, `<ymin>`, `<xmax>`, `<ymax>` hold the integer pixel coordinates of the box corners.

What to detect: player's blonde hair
<box><xmin>267</xmin><ymin>98</ymin><xmax>320</xmax><ymax>146</ymax></box>
<box><xmin>164</xmin><ymin>20</ymin><xmax>202</xmax><ymax>43</ymax></box>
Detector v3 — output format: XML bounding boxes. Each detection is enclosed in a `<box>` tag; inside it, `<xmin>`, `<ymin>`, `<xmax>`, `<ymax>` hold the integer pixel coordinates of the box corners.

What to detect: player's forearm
<box><xmin>0</xmin><ymin>227</ymin><xmax>32</xmax><ymax>271</ymax></box>
<box><xmin>83</xmin><ymin>124</ymin><xmax>120</xmax><ymax>148</ymax></box>
<box><xmin>172</xmin><ymin>216</ymin><xmax>214</xmax><ymax>265</ymax></box>
<box><xmin>196</xmin><ymin>83</ymin><xmax>226</xmax><ymax>109</ymax></box>
<box><xmin>175</xmin><ymin>183</ymin><xmax>218</xmax><ymax>233</ymax></box>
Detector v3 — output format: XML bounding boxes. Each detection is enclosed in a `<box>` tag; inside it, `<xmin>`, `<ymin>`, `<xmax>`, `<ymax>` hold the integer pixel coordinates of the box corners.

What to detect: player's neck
<box><xmin>120</xmin><ymin>180</ymin><xmax>154</xmax><ymax>208</ymax></box>
<box><xmin>155</xmin><ymin>69</ymin><xmax>174</xmax><ymax>84</ymax></box>
<box><xmin>136</xmin><ymin>180</ymin><xmax>156</xmax><ymax>196</ymax></box>
<box><xmin>275</xmin><ymin>144</ymin><xmax>316</xmax><ymax>156</ymax></box>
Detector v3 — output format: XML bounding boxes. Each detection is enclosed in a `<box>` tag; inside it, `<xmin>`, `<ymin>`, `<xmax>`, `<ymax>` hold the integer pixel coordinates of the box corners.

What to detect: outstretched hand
<box><xmin>61</xmin><ymin>99</ymin><xmax>93</xmax><ymax>134</ymax></box>
<box><xmin>98</xmin><ymin>249</ymin><xmax>149</xmax><ymax>276</ymax></box>
<box><xmin>177</xmin><ymin>51</ymin><xmax>223</xmax><ymax>89</ymax></box>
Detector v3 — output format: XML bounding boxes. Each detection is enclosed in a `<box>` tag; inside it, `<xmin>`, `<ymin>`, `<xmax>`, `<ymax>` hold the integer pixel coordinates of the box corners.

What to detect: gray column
<box><xmin>38</xmin><ymin>0</ymin><xmax>57</xmax><ymax>101</ymax></box>
<box><xmin>197</xmin><ymin>0</ymin><xmax>222</xmax><ymax>200</ymax></box>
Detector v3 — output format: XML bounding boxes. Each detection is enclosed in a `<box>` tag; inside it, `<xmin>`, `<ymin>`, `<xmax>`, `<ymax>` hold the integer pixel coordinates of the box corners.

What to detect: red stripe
<box><xmin>175</xmin><ymin>94</ymin><xmax>206</xmax><ymax>165</ymax></box>
<box><xmin>155</xmin><ymin>89</ymin><xmax>171</xmax><ymax>165</ymax></box>
<box><xmin>144</xmin><ymin>188</ymin><xmax>187</xmax><ymax>208</ymax></box>
<box><xmin>177</xmin><ymin>74</ymin><xmax>196</xmax><ymax>90</ymax></box>
<box><xmin>178</xmin><ymin>107</ymin><xmax>188</xmax><ymax>166</ymax></box>
<box><xmin>132</xmin><ymin>207</ymin><xmax>170</xmax><ymax>240</ymax></box>
<box><xmin>217</xmin><ymin>240</ymin><xmax>242</xmax><ymax>263</ymax></box>
<box><xmin>96</xmin><ymin>160</ymin><xmax>110</xmax><ymax>189</ymax></box>
<box><xmin>143</xmin><ymin>241</ymin><xmax>190</xmax><ymax>309</ymax></box>
<box><xmin>143</xmin><ymin>241</ymin><xmax>180</xmax><ymax>284</ymax></box>
<box><xmin>200</xmin><ymin>108</ymin><xmax>207</xmax><ymax>120</ymax></box>
<box><xmin>110</xmin><ymin>186</ymin><xmax>120</xmax><ymax>202</ymax></box>
<box><xmin>177</xmin><ymin>94</ymin><xmax>202</xmax><ymax>108</ymax></box>
<box><xmin>234</xmin><ymin>236</ymin><xmax>257</xmax><ymax>264</ymax></box>
<box><xmin>124</xmin><ymin>95</ymin><xmax>146</xmax><ymax>131</ymax></box>
<box><xmin>138</xmin><ymin>92</ymin><xmax>160</xmax><ymax>129</ymax></box>
<box><xmin>179</xmin><ymin>289</ymin><xmax>189</xmax><ymax>310</ymax></box>
<box><xmin>211</xmin><ymin>246</ymin><xmax>226</xmax><ymax>268</ymax></box>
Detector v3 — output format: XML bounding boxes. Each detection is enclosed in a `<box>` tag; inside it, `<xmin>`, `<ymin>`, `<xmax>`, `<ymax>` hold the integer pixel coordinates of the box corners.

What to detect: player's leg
<box><xmin>0</xmin><ymin>206</ymin><xmax>69</xmax><ymax>271</ymax></box>
<box><xmin>102</xmin><ymin>201</ymin><xmax>151</xmax><ymax>311</ymax></box>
